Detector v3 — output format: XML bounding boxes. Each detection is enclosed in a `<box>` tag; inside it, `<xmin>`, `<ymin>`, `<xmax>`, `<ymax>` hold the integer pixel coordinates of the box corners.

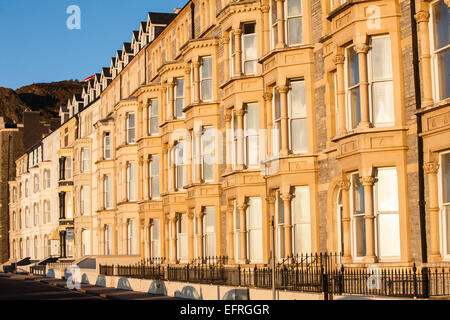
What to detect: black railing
<box><xmin>98</xmin><ymin>254</ymin><xmax>450</xmax><ymax>299</ymax></box>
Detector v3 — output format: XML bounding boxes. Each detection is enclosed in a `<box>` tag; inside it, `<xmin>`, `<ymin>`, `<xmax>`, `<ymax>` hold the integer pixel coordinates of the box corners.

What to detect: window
<box><xmin>105</xmin><ymin>225</ymin><xmax>112</xmax><ymax>255</ymax></box>
<box><xmin>24</xmin><ymin>180</ymin><xmax>29</xmax><ymax>197</ymax></box>
<box><xmin>150</xmin><ymin>155</ymin><xmax>160</xmax><ymax>198</ymax></box>
<box><xmin>231</xmin><ymin>111</ymin><xmax>238</xmax><ymax>169</ymax></box>
<box><xmin>246</xmin><ymin>197</ymin><xmax>263</xmax><ymax>263</ymax></box>
<box><xmin>80</xmin><ymin>186</ymin><xmax>90</xmax><ymax>216</ymax></box>
<box><xmin>233</xmin><ymin>201</ymin><xmax>240</xmax><ymax>261</ymax></box>
<box><xmin>33</xmin><ymin>175</ymin><xmax>39</xmax><ymax>193</ymax></box>
<box><xmin>175</xmin><ymin>78</ymin><xmax>185</xmax><ymax>118</ymax></box>
<box><xmin>337</xmin><ymin>190</ymin><xmax>344</xmax><ymax>257</ymax></box>
<box><xmin>25</xmin><ymin>207</ymin><xmax>30</xmax><ymax>228</ymax></box>
<box><xmin>81</xmin><ymin>229</ymin><xmax>90</xmax><ymax>256</ymax></box>
<box><xmin>289</xmin><ymin>80</ymin><xmax>308</xmax><ymax>153</ymax></box>
<box><xmin>350</xmin><ymin>173</ymin><xmax>365</xmax><ymax>258</ymax></box>
<box><xmin>81</xmin><ymin>148</ymin><xmax>90</xmax><ymax>173</ymax></box>
<box><xmin>200</xmin><ymin>56</ymin><xmax>213</xmax><ymax>101</ymax></box>
<box><xmin>34</xmin><ymin>236</ymin><xmax>38</xmax><ymax>259</ymax></box>
<box><xmin>127</xmin><ymin>219</ymin><xmax>137</xmax><ymax>255</ymax></box>
<box><xmin>12</xmin><ymin>211</ymin><xmax>16</xmax><ymax>231</ymax></box>
<box><xmin>127</xmin><ymin>113</ymin><xmax>136</xmax><ymax>144</ymax></box>
<box><xmin>104</xmin><ymin>133</ymin><xmax>111</xmax><ymax>159</ymax></box>
<box><xmin>369</xmin><ymin>36</ymin><xmax>394</xmax><ymax>126</ymax></box>
<box><xmin>230</xmin><ymin>31</ymin><xmax>236</xmax><ymax>76</ymax></box>
<box><xmin>149</xmin><ymin>99</ymin><xmax>159</xmax><ymax>135</ymax></box>
<box><xmin>431</xmin><ymin>0</ymin><xmax>450</xmax><ymax>101</ymax></box>
<box><xmin>201</xmin><ymin>127</ymin><xmax>214</xmax><ymax>181</ymax></box>
<box><xmin>44</xmin><ymin>170</ymin><xmax>51</xmax><ymax>189</ymax></box>
<box><xmin>275</xmin><ymin>191</ymin><xmax>285</xmax><ymax>260</ymax></box>
<box><xmin>270</xmin><ymin>0</ymin><xmax>278</xmax><ymax>49</ymax></box>
<box><xmin>33</xmin><ymin>203</ymin><xmax>39</xmax><ymax>226</ymax></box>
<box><xmin>272</xmin><ymin>87</ymin><xmax>281</xmax><ymax>156</ymax></box>
<box><xmin>150</xmin><ymin>219</ymin><xmax>161</xmax><ymax>258</ymax></box>
<box><xmin>242</xmin><ymin>23</ymin><xmax>257</xmax><ymax>75</ymax></box>
<box><xmin>127</xmin><ymin>162</ymin><xmax>137</xmax><ymax>201</ymax></box>
<box><xmin>104</xmin><ymin>175</ymin><xmax>112</xmax><ymax>209</ymax></box>
<box><xmin>203</xmin><ymin>207</ymin><xmax>216</xmax><ymax>257</ymax></box>
<box><xmin>12</xmin><ymin>187</ymin><xmax>17</xmax><ymax>202</ymax></box>
<box><xmin>177</xmin><ymin>213</ymin><xmax>188</xmax><ymax>261</ymax></box>
<box><xmin>44</xmin><ymin>200</ymin><xmax>51</xmax><ymax>224</ymax></box>
<box><xmin>440</xmin><ymin>152</ymin><xmax>450</xmax><ymax>256</ymax></box>
<box><xmin>286</xmin><ymin>0</ymin><xmax>303</xmax><ymax>46</ymax></box>
<box><xmin>65</xmin><ymin>158</ymin><xmax>72</xmax><ymax>180</ymax></box>
<box><xmin>292</xmin><ymin>186</ymin><xmax>311</xmax><ymax>254</ymax></box>
<box><xmin>66</xmin><ymin>192</ymin><xmax>73</xmax><ymax>219</ymax></box>
<box><xmin>346</xmin><ymin>45</ymin><xmax>361</xmax><ymax>130</ymax></box>
<box><xmin>375</xmin><ymin>167</ymin><xmax>400</xmax><ymax>259</ymax></box>
<box><xmin>174</xmin><ymin>141</ymin><xmax>186</xmax><ymax>190</ymax></box>
<box><xmin>244</xmin><ymin>103</ymin><xmax>259</xmax><ymax>166</ymax></box>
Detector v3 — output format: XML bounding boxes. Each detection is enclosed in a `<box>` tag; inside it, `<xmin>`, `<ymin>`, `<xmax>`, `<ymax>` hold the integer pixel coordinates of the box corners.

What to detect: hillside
<box><xmin>0</xmin><ymin>80</ymin><xmax>86</xmax><ymax>125</ymax></box>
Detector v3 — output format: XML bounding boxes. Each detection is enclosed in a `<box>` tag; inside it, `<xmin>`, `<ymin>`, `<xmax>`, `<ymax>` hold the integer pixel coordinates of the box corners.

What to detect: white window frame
<box><xmin>177</xmin><ymin>213</ymin><xmax>188</xmax><ymax>262</ymax></box>
<box><xmin>104</xmin><ymin>133</ymin><xmax>111</xmax><ymax>160</ymax></box>
<box><xmin>127</xmin><ymin>162</ymin><xmax>137</xmax><ymax>201</ymax></box>
<box><xmin>242</xmin><ymin>22</ymin><xmax>258</xmax><ymax>75</ymax></box>
<box><xmin>150</xmin><ymin>219</ymin><xmax>161</xmax><ymax>259</ymax></box>
<box><xmin>174</xmin><ymin>141</ymin><xmax>186</xmax><ymax>191</ymax></box>
<box><xmin>105</xmin><ymin>224</ymin><xmax>112</xmax><ymax>255</ymax></box>
<box><xmin>203</xmin><ymin>207</ymin><xmax>216</xmax><ymax>258</ymax></box>
<box><xmin>201</xmin><ymin>126</ymin><xmax>215</xmax><ymax>182</ymax></box>
<box><xmin>288</xmin><ymin>80</ymin><xmax>308</xmax><ymax>154</ymax></box>
<box><xmin>270</xmin><ymin>0</ymin><xmax>278</xmax><ymax>50</ymax></box>
<box><xmin>104</xmin><ymin>175</ymin><xmax>112</xmax><ymax>209</ymax></box>
<box><xmin>149</xmin><ymin>155</ymin><xmax>160</xmax><ymax>199</ymax></box>
<box><xmin>175</xmin><ymin>78</ymin><xmax>185</xmax><ymax>119</ymax></box>
<box><xmin>127</xmin><ymin>219</ymin><xmax>137</xmax><ymax>255</ymax></box>
<box><xmin>127</xmin><ymin>113</ymin><xmax>136</xmax><ymax>144</ymax></box>
<box><xmin>350</xmin><ymin>172</ymin><xmax>365</xmax><ymax>260</ymax></box>
<box><xmin>81</xmin><ymin>148</ymin><xmax>90</xmax><ymax>173</ymax></box>
<box><xmin>244</xmin><ymin>103</ymin><xmax>260</xmax><ymax>167</ymax></box>
<box><xmin>200</xmin><ymin>56</ymin><xmax>213</xmax><ymax>102</ymax></box>
<box><xmin>246</xmin><ymin>197</ymin><xmax>263</xmax><ymax>264</ymax></box>
<box><xmin>272</xmin><ymin>87</ymin><xmax>281</xmax><ymax>157</ymax></box>
<box><xmin>285</xmin><ymin>0</ymin><xmax>304</xmax><ymax>46</ymax></box>
<box><xmin>438</xmin><ymin>150</ymin><xmax>450</xmax><ymax>260</ymax></box>
<box><xmin>149</xmin><ymin>98</ymin><xmax>159</xmax><ymax>135</ymax></box>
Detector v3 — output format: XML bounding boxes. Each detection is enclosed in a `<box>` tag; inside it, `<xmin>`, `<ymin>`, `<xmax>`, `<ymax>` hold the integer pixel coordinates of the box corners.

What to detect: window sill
<box><xmin>331</xmin><ymin>125</ymin><xmax>408</xmax><ymax>143</ymax></box>
<box><xmin>220</xmin><ymin>74</ymin><xmax>262</xmax><ymax>90</ymax></box>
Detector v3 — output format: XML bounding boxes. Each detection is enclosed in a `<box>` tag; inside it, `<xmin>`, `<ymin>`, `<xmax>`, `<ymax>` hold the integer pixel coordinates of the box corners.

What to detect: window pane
<box><xmin>243</xmin><ymin>35</ymin><xmax>257</xmax><ymax>60</ymax></box>
<box><xmin>371</xmin><ymin>37</ymin><xmax>392</xmax><ymax>80</ymax></box>
<box><xmin>291</xmin><ymin>81</ymin><xmax>306</xmax><ymax>118</ymax></box>
<box><xmin>288</xmin><ymin>17</ymin><xmax>303</xmax><ymax>45</ymax></box>
<box><xmin>433</xmin><ymin>0</ymin><xmax>450</xmax><ymax>50</ymax></box>
<box><xmin>293</xmin><ymin>186</ymin><xmax>310</xmax><ymax>223</ymax></box>
<box><xmin>349</xmin><ymin>87</ymin><xmax>361</xmax><ymax>129</ymax></box>
<box><xmin>249</xmin><ymin>229</ymin><xmax>263</xmax><ymax>261</ymax></box>
<box><xmin>201</xmin><ymin>79</ymin><xmax>212</xmax><ymax>101</ymax></box>
<box><xmin>446</xmin><ymin>206</ymin><xmax>450</xmax><ymax>254</ymax></box>
<box><xmin>355</xmin><ymin>216</ymin><xmax>366</xmax><ymax>256</ymax></box>
<box><xmin>352</xmin><ymin>174</ymin><xmax>365</xmax><ymax>214</ymax></box>
<box><xmin>248</xmin><ymin>197</ymin><xmax>262</xmax><ymax>228</ymax></box>
<box><xmin>442</xmin><ymin>153</ymin><xmax>450</xmax><ymax>203</ymax></box>
<box><xmin>294</xmin><ymin>224</ymin><xmax>311</xmax><ymax>254</ymax></box>
<box><xmin>378</xmin><ymin>213</ymin><xmax>400</xmax><ymax>257</ymax></box>
<box><xmin>376</xmin><ymin>168</ymin><xmax>399</xmax><ymax>212</ymax></box>
<box><xmin>291</xmin><ymin>119</ymin><xmax>307</xmax><ymax>152</ymax></box>
<box><xmin>347</xmin><ymin>47</ymin><xmax>359</xmax><ymax>86</ymax></box>
<box><xmin>287</xmin><ymin>0</ymin><xmax>302</xmax><ymax>16</ymax></box>
<box><xmin>204</xmin><ymin>207</ymin><xmax>215</xmax><ymax>233</ymax></box>
<box><xmin>201</xmin><ymin>57</ymin><xmax>212</xmax><ymax>78</ymax></box>
<box><xmin>372</xmin><ymin>81</ymin><xmax>394</xmax><ymax>125</ymax></box>
<box><xmin>436</xmin><ymin>49</ymin><xmax>450</xmax><ymax>100</ymax></box>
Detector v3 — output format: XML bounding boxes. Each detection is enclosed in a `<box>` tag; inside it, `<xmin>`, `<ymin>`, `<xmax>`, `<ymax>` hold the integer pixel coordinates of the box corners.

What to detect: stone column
<box><xmin>278</xmin><ymin>85</ymin><xmax>289</xmax><ymax>156</ymax></box>
<box><xmin>415</xmin><ymin>11</ymin><xmax>434</xmax><ymax>106</ymax></box>
<box><xmin>424</xmin><ymin>162</ymin><xmax>441</xmax><ymax>262</ymax></box>
<box><xmin>224</xmin><ymin>109</ymin><xmax>233</xmax><ymax>172</ymax></box>
<box><xmin>238</xmin><ymin>203</ymin><xmax>248</xmax><ymax>264</ymax></box>
<box><xmin>333</xmin><ymin>54</ymin><xmax>346</xmax><ymax>134</ymax></box>
<box><xmin>196</xmin><ymin>211</ymin><xmax>204</xmax><ymax>259</ymax></box>
<box><xmin>235</xmin><ymin>108</ymin><xmax>245</xmax><ymax>170</ymax></box>
<box><xmin>261</xmin><ymin>4</ymin><xmax>270</xmax><ymax>54</ymax></box>
<box><xmin>233</xmin><ymin>29</ymin><xmax>242</xmax><ymax>76</ymax></box>
<box><xmin>168</xmin><ymin>80</ymin><xmax>175</xmax><ymax>121</ymax></box>
<box><xmin>361</xmin><ymin>176</ymin><xmax>376</xmax><ymax>263</ymax></box>
<box><xmin>170</xmin><ymin>214</ymin><xmax>178</xmax><ymax>263</ymax></box>
<box><xmin>354</xmin><ymin>43</ymin><xmax>370</xmax><ymax>128</ymax></box>
<box><xmin>276</xmin><ymin>0</ymin><xmax>286</xmax><ymax>49</ymax></box>
<box><xmin>266</xmin><ymin>196</ymin><xmax>276</xmax><ymax>259</ymax></box>
<box><xmin>187</xmin><ymin>209</ymin><xmax>195</xmax><ymax>262</ymax></box>
<box><xmin>184</xmin><ymin>63</ymin><xmax>192</xmax><ymax>106</ymax></box>
<box><xmin>193</xmin><ymin>60</ymin><xmax>201</xmax><ymax>103</ymax></box>
<box><xmin>226</xmin><ymin>205</ymin><xmax>235</xmax><ymax>264</ymax></box>
<box><xmin>339</xmin><ymin>179</ymin><xmax>352</xmax><ymax>263</ymax></box>
<box><xmin>222</xmin><ymin>35</ymin><xmax>230</xmax><ymax>81</ymax></box>
<box><xmin>264</xmin><ymin>92</ymin><xmax>273</xmax><ymax>158</ymax></box>
<box><xmin>281</xmin><ymin>193</ymin><xmax>293</xmax><ymax>258</ymax></box>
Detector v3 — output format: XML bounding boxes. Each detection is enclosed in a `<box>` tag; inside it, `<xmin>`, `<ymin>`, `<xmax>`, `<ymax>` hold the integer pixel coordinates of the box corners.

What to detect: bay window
<box><xmin>288</xmin><ymin>80</ymin><xmax>308</xmax><ymax>153</ymax></box>
<box><xmin>104</xmin><ymin>175</ymin><xmax>112</xmax><ymax>209</ymax></box>
<box><xmin>350</xmin><ymin>172</ymin><xmax>365</xmax><ymax>258</ymax></box>
<box><xmin>127</xmin><ymin>113</ymin><xmax>136</xmax><ymax>144</ymax></box>
<box><xmin>149</xmin><ymin>98</ymin><xmax>159</xmax><ymax>135</ymax></box>
<box><xmin>127</xmin><ymin>162</ymin><xmax>137</xmax><ymax>201</ymax></box>
<box><xmin>175</xmin><ymin>78</ymin><xmax>185</xmax><ymax>118</ymax></box>
<box><xmin>201</xmin><ymin>127</ymin><xmax>214</xmax><ymax>181</ymax></box>
<box><xmin>175</xmin><ymin>141</ymin><xmax>186</xmax><ymax>190</ymax></box>
<box><xmin>431</xmin><ymin>0</ymin><xmax>450</xmax><ymax>101</ymax></box>
<box><xmin>374</xmin><ymin>167</ymin><xmax>400</xmax><ymax>259</ymax></box>
<box><xmin>104</xmin><ymin>133</ymin><xmax>111</xmax><ymax>159</ymax></box>
<box><xmin>440</xmin><ymin>152</ymin><xmax>450</xmax><ymax>257</ymax></box>
<box><xmin>292</xmin><ymin>186</ymin><xmax>311</xmax><ymax>254</ymax></box>
<box><xmin>200</xmin><ymin>56</ymin><xmax>213</xmax><ymax>101</ymax></box>
<box><xmin>244</xmin><ymin>103</ymin><xmax>259</xmax><ymax>166</ymax></box>
<box><xmin>127</xmin><ymin>219</ymin><xmax>137</xmax><ymax>255</ymax></box>
<box><xmin>246</xmin><ymin>197</ymin><xmax>263</xmax><ymax>263</ymax></box>
<box><xmin>177</xmin><ymin>213</ymin><xmax>188</xmax><ymax>262</ymax></box>
<box><xmin>151</xmin><ymin>219</ymin><xmax>161</xmax><ymax>258</ymax></box>
<box><xmin>286</xmin><ymin>0</ymin><xmax>303</xmax><ymax>46</ymax></box>
<box><xmin>242</xmin><ymin>22</ymin><xmax>257</xmax><ymax>75</ymax></box>
<box><xmin>149</xmin><ymin>155</ymin><xmax>160</xmax><ymax>198</ymax></box>
<box><xmin>203</xmin><ymin>207</ymin><xmax>216</xmax><ymax>257</ymax></box>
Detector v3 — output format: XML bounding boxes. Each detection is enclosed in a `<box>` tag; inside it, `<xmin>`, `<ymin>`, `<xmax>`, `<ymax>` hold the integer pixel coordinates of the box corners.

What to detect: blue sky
<box><xmin>0</xmin><ymin>0</ymin><xmax>187</xmax><ymax>89</ymax></box>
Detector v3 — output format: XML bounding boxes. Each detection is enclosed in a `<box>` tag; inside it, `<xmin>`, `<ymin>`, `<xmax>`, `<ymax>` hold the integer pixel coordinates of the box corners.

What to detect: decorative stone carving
<box><xmin>424</xmin><ymin>162</ymin><xmax>440</xmax><ymax>174</ymax></box>
<box><xmin>333</xmin><ymin>54</ymin><xmax>345</xmax><ymax>65</ymax></box>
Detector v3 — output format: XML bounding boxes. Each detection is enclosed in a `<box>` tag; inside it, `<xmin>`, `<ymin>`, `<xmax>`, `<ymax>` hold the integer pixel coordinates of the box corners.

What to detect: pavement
<box><xmin>0</xmin><ymin>273</ymin><xmax>180</xmax><ymax>300</ymax></box>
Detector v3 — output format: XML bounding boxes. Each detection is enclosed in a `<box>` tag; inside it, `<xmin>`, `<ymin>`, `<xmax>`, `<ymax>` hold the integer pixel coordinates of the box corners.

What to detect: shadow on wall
<box><xmin>46</xmin><ymin>269</ymin><xmax>55</xmax><ymax>278</ymax></box>
<box><xmin>117</xmin><ymin>277</ymin><xmax>133</xmax><ymax>291</ymax></box>
<box><xmin>221</xmin><ymin>289</ymin><xmax>250</xmax><ymax>300</ymax></box>
<box><xmin>148</xmin><ymin>280</ymin><xmax>167</xmax><ymax>296</ymax></box>
<box><xmin>95</xmin><ymin>275</ymin><xmax>106</xmax><ymax>287</ymax></box>
<box><xmin>174</xmin><ymin>286</ymin><xmax>203</xmax><ymax>300</ymax></box>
